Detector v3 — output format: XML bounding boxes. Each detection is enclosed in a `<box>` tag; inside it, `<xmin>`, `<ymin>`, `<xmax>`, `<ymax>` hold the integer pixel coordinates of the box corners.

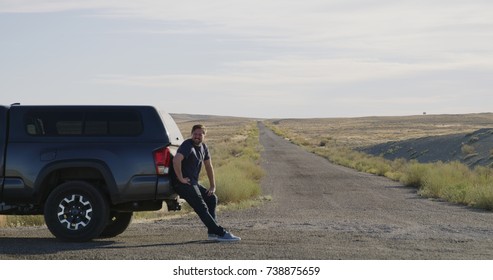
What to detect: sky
<box><xmin>1</xmin><ymin>0</ymin><xmax>492</xmax><ymax>118</ymax></box>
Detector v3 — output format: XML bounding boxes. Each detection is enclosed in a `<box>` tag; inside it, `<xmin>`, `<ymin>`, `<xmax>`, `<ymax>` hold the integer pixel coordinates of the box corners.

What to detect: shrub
<box><xmin>400</xmin><ymin>161</ymin><xmax>429</xmax><ymax>188</ymax></box>
<box><xmin>461</xmin><ymin>144</ymin><xmax>476</xmax><ymax>156</ymax></box>
<box><xmin>468</xmin><ymin>183</ymin><xmax>493</xmax><ymax>210</ymax></box>
<box><xmin>213</xmin><ymin>162</ymin><xmax>262</xmax><ymax>203</ymax></box>
<box><xmin>419</xmin><ymin>161</ymin><xmax>471</xmax><ymax>202</ymax></box>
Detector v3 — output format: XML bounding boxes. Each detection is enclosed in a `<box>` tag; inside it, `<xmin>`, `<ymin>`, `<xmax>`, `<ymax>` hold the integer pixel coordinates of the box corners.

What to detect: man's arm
<box><xmin>204</xmin><ymin>158</ymin><xmax>216</xmax><ymax>195</ymax></box>
<box><xmin>173</xmin><ymin>153</ymin><xmax>190</xmax><ymax>185</ymax></box>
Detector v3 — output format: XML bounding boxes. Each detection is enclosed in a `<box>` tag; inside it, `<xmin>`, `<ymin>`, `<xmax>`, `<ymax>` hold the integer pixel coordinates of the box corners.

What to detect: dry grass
<box><xmin>0</xmin><ymin>214</ymin><xmax>45</xmax><ymax>227</ymax></box>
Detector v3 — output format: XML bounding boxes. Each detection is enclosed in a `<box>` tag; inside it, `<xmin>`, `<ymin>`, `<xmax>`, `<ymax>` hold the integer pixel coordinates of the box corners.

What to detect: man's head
<box><xmin>191</xmin><ymin>124</ymin><xmax>206</xmax><ymax>146</ymax></box>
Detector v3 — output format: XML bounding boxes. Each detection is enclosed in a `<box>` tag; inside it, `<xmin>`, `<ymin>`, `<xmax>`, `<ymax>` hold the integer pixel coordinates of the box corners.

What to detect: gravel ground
<box><xmin>1</xmin><ymin>123</ymin><xmax>493</xmax><ymax>260</ymax></box>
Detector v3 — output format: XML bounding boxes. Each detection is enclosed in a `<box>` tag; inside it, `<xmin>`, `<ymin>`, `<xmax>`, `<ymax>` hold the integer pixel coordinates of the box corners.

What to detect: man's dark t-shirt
<box><xmin>176</xmin><ymin>139</ymin><xmax>210</xmax><ymax>185</ymax></box>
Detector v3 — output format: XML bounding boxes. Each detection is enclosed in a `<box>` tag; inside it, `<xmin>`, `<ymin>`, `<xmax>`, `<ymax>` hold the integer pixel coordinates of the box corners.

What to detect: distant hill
<box><xmin>170</xmin><ymin>113</ymin><xmax>219</xmax><ymax>123</ymax></box>
<box><xmin>360</xmin><ymin>128</ymin><xmax>493</xmax><ymax>168</ymax></box>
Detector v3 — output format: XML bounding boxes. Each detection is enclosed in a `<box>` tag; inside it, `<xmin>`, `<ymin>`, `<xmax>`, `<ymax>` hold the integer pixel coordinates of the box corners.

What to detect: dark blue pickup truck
<box><xmin>0</xmin><ymin>104</ymin><xmax>183</xmax><ymax>241</ymax></box>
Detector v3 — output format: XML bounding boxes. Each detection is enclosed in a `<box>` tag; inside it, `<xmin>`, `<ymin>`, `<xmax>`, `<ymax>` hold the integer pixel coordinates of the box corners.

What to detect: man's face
<box><xmin>191</xmin><ymin>128</ymin><xmax>205</xmax><ymax>146</ymax></box>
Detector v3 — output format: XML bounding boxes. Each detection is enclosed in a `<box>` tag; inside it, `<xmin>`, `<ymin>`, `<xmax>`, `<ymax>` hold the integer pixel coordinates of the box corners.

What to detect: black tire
<box><xmin>44</xmin><ymin>181</ymin><xmax>109</xmax><ymax>242</ymax></box>
<box><xmin>99</xmin><ymin>211</ymin><xmax>133</xmax><ymax>238</ymax></box>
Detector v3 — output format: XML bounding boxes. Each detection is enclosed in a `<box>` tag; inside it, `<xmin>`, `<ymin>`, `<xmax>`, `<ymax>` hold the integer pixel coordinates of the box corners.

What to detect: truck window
<box><xmin>25</xmin><ymin>110</ymin><xmax>143</xmax><ymax>136</ymax></box>
<box><xmin>84</xmin><ymin>111</ymin><xmax>143</xmax><ymax>136</ymax></box>
<box><xmin>25</xmin><ymin>111</ymin><xmax>84</xmax><ymax>136</ymax></box>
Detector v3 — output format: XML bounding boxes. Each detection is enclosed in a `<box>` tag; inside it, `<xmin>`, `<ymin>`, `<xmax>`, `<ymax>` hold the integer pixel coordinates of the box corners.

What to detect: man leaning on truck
<box><xmin>173</xmin><ymin>124</ymin><xmax>241</xmax><ymax>242</ymax></box>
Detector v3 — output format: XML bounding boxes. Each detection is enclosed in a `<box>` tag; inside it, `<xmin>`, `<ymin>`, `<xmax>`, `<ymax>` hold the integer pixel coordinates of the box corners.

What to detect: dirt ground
<box><xmin>1</xmin><ymin>123</ymin><xmax>493</xmax><ymax>259</ymax></box>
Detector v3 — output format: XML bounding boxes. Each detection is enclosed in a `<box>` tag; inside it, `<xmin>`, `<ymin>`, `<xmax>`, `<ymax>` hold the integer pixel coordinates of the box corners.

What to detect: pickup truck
<box><xmin>0</xmin><ymin>104</ymin><xmax>183</xmax><ymax>242</ymax></box>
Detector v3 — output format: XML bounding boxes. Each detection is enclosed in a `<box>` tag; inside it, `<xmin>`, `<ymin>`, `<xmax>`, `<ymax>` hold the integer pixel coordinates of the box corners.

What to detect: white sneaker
<box><xmin>216</xmin><ymin>231</ymin><xmax>241</xmax><ymax>242</ymax></box>
<box><xmin>208</xmin><ymin>234</ymin><xmax>219</xmax><ymax>241</ymax></box>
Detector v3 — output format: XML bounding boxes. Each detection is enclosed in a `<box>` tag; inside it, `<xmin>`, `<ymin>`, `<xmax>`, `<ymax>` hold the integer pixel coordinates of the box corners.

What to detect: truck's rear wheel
<box><xmin>99</xmin><ymin>211</ymin><xmax>133</xmax><ymax>238</ymax></box>
<box><xmin>44</xmin><ymin>181</ymin><xmax>109</xmax><ymax>242</ymax></box>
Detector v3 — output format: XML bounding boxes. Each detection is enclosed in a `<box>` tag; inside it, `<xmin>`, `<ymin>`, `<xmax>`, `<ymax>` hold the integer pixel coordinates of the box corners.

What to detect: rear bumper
<box><xmin>156</xmin><ymin>176</ymin><xmax>177</xmax><ymax>199</ymax></box>
<box><xmin>109</xmin><ymin>175</ymin><xmax>179</xmax><ymax>212</ymax></box>
<box><xmin>122</xmin><ymin>175</ymin><xmax>176</xmax><ymax>201</ymax></box>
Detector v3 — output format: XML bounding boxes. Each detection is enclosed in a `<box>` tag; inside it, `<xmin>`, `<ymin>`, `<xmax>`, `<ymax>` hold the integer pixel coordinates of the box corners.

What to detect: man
<box><xmin>173</xmin><ymin>124</ymin><xmax>241</xmax><ymax>242</ymax></box>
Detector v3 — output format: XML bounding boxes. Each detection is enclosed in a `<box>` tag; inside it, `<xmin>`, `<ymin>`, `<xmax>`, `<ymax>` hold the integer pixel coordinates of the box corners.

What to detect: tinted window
<box><xmin>25</xmin><ymin>110</ymin><xmax>143</xmax><ymax>136</ymax></box>
<box><xmin>25</xmin><ymin>111</ymin><xmax>84</xmax><ymax>136</ymax></box>
<box><xmin>84</xmin><ymin>111</ymin><xmax>143</xmax><ymax>136</ymax></box>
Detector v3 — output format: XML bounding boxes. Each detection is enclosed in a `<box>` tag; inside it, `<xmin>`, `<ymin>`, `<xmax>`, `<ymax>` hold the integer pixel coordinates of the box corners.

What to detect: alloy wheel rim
<box><xmin>57</xmin><ymin>194</ymin><xmax>93</xmax><ymax>230</ymax></box>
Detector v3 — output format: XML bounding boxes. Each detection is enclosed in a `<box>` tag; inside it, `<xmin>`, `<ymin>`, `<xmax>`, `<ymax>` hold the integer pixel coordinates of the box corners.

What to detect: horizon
<box><xmin>3</xmin><ymin>102</ymin><xmax>493</xmax><ymax>120</ymax></box>
<box><xmin>169</xmin><ymin>110</ymin><xmax>493</xmax><ymax>120</ymax></box>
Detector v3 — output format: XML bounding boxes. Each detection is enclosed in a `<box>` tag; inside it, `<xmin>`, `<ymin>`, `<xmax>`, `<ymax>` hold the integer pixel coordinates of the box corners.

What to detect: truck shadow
<box><xmin>0</xmin><ymin>237</ymin><xmax>216</xmax><ymax>258</ymax></box>
<box><xmin>0</xmin><ymin>237</ymin><xmax>115</xmax><ymax>257</ymax></box>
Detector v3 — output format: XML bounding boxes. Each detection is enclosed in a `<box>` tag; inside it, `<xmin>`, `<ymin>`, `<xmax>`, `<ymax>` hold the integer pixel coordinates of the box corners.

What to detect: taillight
<box><xmin>153</xmin><ymin>147</ymin><xmax>171</xmax><ymax>175</ymax></box>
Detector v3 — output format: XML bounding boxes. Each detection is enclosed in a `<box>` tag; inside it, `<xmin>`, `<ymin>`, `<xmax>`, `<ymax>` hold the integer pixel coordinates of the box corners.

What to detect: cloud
<box><xmin>94</xmin><ymin>54</ymin><xmax>492</xmax><ymax>94</ymax></box>
<box><xmin>3</xmin><ymin>0</ymin><xmax>493</xmax><ymax>61</ymax></box>
<box><xmin>0</xmin><ymin>0</ymin><xmax>111</xmax><ymax>13</ymax></box>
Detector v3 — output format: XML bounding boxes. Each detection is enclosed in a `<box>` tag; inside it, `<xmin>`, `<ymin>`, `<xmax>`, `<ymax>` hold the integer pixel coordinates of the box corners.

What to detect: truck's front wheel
<box><xmin>44</xmin><ymin>181</ymin><xmax>109</xmax><ymax>242</ymax></box>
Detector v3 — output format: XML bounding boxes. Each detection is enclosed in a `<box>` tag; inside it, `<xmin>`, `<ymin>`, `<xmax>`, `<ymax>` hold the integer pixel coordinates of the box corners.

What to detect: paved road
<box><xmin>1</xmin><ymin>123</ymin><xmax>493</xmax><ymax>259</ymax></box>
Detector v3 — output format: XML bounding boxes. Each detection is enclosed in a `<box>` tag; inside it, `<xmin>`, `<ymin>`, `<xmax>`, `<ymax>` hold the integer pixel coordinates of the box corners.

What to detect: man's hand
<box><xmin>179</xmin><ymin>177</ymin><xmax>191</xmax><ymax>185</ymax></box>
<box><xmin>206</xmin><ymin>186</ymin><xmax>216</xmax><ymax>196</ymax></box>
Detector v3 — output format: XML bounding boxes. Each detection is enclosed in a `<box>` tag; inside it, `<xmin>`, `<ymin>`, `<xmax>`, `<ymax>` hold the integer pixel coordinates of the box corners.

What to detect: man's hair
<box><xmin>191</xmin><ymin>124</ymin><xmax>207</xmax><ymax>134</ymax></box>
